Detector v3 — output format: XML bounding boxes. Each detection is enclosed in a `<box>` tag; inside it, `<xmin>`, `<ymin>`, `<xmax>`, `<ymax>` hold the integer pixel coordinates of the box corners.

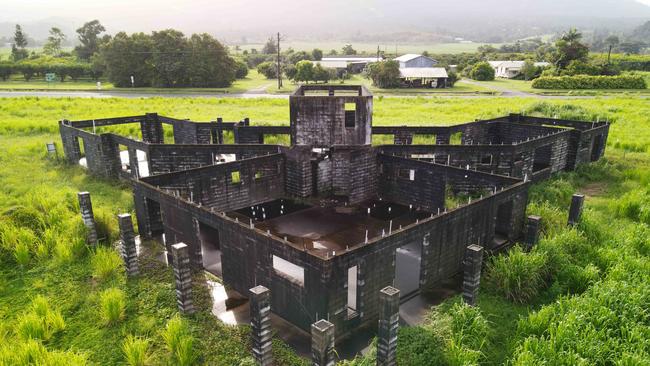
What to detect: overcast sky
<box><xmin>2</xmin><ymin>0</ymin><xmax>649</xmax><ymax>40</ymax></box>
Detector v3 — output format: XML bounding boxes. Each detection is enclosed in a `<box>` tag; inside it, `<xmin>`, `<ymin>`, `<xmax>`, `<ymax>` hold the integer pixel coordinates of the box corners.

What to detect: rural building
<box><xmin>489</xmin><ymin>61</ymin><xmax>551</xmax><ymax>78</ymax></box>
<box><xmin>317</xmin><ymin>57</ymin><xmax>382</xmax><ymax>74</ymax></box>
<box><xmin>394</xmin><ymin>54</ymin><xmax>448</xmax><ymax>88</ymax></box>
<box><xmin>59</xmin><ymin>85</ymin><xmax>609</xmax><ymax>344</ymax></box>
<box><xmin>394</xmin><ymin>54</ymin><xmax>438</xmax><ymax>68</ymax></box>
<box><xmin>399</xmin><ymin>67</ymin><xmax>449</xmax><ymax>88</ymax></box>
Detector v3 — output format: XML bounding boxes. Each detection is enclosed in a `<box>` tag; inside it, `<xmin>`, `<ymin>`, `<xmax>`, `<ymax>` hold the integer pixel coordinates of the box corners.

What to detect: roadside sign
<box><xmin>45</xmin><ymin>73</ymin><xmax>56</xmax><ymax>82</ymax></box>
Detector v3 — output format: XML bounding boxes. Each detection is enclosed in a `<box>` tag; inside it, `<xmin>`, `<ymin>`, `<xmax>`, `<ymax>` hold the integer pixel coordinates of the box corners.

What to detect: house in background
<box><xmin>394</xmin><ymin>54</ymin><xmax>449</xmax><ymax>88</ymax></box>
<box><xmin>394</xmin><ymin>54</ymin><xmax>438</xmax><ymax>68</ymax></box>
<box><xmin>317</xmin><ymin>57</ymin><xmax>383</xmax><ymax>76</ymax></box>
<box><xmin>489</xmin><ymin>61</ymin><xmax>551</xmax><ymax>79</ymax></box>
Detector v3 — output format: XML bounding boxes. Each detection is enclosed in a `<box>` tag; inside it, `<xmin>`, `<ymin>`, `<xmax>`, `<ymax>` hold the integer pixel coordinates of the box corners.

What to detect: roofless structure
<box><xmin>59</xmin><ymin>85</ymin><xmax>609</xmax><ymax>341</ymax></box>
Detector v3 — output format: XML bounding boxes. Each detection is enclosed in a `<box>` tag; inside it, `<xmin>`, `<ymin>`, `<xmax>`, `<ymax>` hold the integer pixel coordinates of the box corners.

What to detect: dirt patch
<box><xmin>582</xmin><ymin>182</ymin><xmax>607</xmax><ymax>197</ymax></box>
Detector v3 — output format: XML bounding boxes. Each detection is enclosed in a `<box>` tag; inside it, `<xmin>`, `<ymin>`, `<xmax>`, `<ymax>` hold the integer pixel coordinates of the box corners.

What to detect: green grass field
<box><xmin>1</xmin><ymin>96</ymin><xmax>649</xmax><ymax>365</ymax></box>
<box><xmin>0</xmin><ymin>70</ymin><xmax>274</xmax><ymax>94</ymax></box>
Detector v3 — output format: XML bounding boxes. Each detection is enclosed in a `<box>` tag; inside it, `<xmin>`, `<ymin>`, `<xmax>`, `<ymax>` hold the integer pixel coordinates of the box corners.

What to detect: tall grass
<box><xmin>91</xmin><ymin>246</ymin><xmax>123</xmax><ymax>282</ymax></box>
<box><xmin>161</xmin><ymin>314</ymin><xmax>196</xmax><ymax>366</ymax></box>
<box><xmin>122</xmin><ymin>335</ymin><xmax>150</xmax><ymax>366</ymax></box>
<box><xmin>99</xmin><ymin>288</ymin><xmax>126</xmax><ymax>326</ymax></box>
<box><xmin>0</xmin><ymin>338</ymin><xmax>87</xmax><ymax>366</ymax></box>
<box><xmin>15</xmin><ymin>295</ymin><xmax>65</xmax><ymax>341</ymax></box>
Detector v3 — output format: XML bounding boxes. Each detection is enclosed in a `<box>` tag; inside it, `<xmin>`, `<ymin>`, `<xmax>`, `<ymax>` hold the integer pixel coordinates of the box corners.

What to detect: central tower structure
<box><xmin>289</xmin><ymin>85</ymin><xmax>373</xmax><ymax>147</ymax></box>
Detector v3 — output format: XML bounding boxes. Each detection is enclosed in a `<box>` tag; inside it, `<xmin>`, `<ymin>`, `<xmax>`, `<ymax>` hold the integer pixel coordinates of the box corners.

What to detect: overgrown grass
<box><xmin>99</xmin><ymin>287</ymin><xmax>127</xmax><ymax>326</ymax></box>
<box><xmin>0</xmin><ymin>95</ymin><xmax>648</xmax><ymax>365</ymax></box>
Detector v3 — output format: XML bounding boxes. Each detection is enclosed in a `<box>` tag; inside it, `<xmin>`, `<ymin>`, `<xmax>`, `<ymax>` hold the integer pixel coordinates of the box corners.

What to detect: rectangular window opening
<box><xmin>272</xmin><ymin>255</ymin><xmax>304</xmax><ymax>286</ymax></box>
<box><xmin>345</xmin><ymin>102</ymin><xmax>356</xmax><ymax>128</ymax></box>
<box><xmin>481</xmin><ymin>154</ymin><xmax>493</xmax><ymax>165</ymax></box>
<box><xmin>255</xmin><ymin>171</ymin><xmax>263</xmax><ymax>180</ymax></box>
<box><xmin>231</xmin><ymin>171</ymin><xmax>241</xmax><ymax>184</ymax></box>
<box><xmin>347</xmin><ymin>265</ymin><xmax>358</xmax><ymax>316</ymax></box>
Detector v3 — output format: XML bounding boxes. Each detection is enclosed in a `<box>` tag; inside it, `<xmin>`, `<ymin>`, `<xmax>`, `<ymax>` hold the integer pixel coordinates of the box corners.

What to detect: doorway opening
<box><xmin>395</xmin><ymin>240</ymin><xmax>422</xmax><ymax>300</ymax></box>
<box><xmin>199</xmin><ymin>221</ymin><xmax>222</xmax><ymax>277</ymax></box>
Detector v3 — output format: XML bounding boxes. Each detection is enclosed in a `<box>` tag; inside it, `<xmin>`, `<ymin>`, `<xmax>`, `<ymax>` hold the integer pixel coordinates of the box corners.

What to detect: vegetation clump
<box><xmin>99</xmin><ymin>287</ymin><xmax>127</xmax><ymax>325</ymax></box>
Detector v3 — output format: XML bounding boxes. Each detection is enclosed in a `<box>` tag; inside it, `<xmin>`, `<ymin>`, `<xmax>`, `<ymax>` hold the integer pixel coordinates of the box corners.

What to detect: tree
<box><xmin>470</xmin><ymin>62</ymin><xmax>495</xmax><ymax>81</ymax></box>
<box><xmin>11</xmin><ymin>25</ymin><xmax>28</xmax><ymax>61</ymax></box>
<box><xmin>262</xmin><ymin>37</ymin><xmax>277</xmax><ymax>54</ymax></box>
<box><xmin>43</xmin><ymin>27</ymin><xmax>66</xmax><ymax>56</ymax></box>
<box><xmin>257</xmin><ymin>61</ymin><xmax>277</xmax><ymax>79</ymax></box>
<box><xmin>312</xmin><ymin>48</ymin><xmax>323</xmax><ymax>61</ymax></box>
<box><xmin>75</xmin><ymin>20</ymin><xmax>106</xmax><ymax>60</ymax></box>
<box><xmin>328</xmin><ymin>49</ymin><xmax>338</xmax><ymax>56</ymax></box>
<box><xmin>341</xmin><ymin>44</ymin><xmax>356</xmax><ymax>55</ymax></box>
<box><xmin>521</xmin><ymin>60</ymin><xmax>538</xmax><ymax>81</ymax></box>
<box><xmin>235</xmin><ymin>60</ymin><xmax>249</xmax><ymax>79</ymax></box>
<box><xmin>99</xmin><ymin>32</ymin><xmax>154</xmax><ymax>87</ymax></box>
<box><xmin>312</xmin><ymin>64</ymin><xmax>334</xmax><ymax>83</ymax></box>
<box><xmin>150</xmin><ymin>29</ymin><xmax>189</xmax><ymax>87</ymax></box>
<box><xmin>185</xmin><ymin>33</ymin><xmax>236</xmax><ymax>87</ymax></box>
<box><xmin>367</xmin><ymin>60</ymin><xmax>401</xmax><ymax>88</ymax></box>
<box><xmin>552</xmin><ymin>28</ymin><xmax>589</xmax><ymax>70</ymax></box>
<box><xmin>563</xmin><ymin>60</ymin><xmax>601</xmax><ymax>76</ymax></box>
<box><xmin>294</xmin><ymin>60</ymin><xmax>314</xmax><ymax>83</ymax></box>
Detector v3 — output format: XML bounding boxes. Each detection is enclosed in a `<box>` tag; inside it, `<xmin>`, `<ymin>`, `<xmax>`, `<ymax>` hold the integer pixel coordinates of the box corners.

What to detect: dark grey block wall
<box><xmin>290</xmin><ymin>86</ymin><xmax>372</xmax><ymax>146</ymax></box>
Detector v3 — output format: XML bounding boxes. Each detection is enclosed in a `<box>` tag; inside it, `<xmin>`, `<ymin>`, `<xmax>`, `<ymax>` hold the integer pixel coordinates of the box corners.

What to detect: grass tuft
<box><xmin>99</xmin><ymin>287</ymin><xmax>126</xmax><ymax>326</ymax></box>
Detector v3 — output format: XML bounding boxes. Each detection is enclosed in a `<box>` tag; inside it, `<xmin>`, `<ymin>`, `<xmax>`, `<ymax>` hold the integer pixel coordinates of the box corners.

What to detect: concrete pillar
<box><xmin>77</xmin><ymin>192</ymin><xmax>98</xmax><ymax>247</ymax></box>
<box><xmin>249</xmin><ymin>285</ymin><xmax>273</xmax><ymax>366</ymax></box>
<box><xmin>171</xmin><ymin>243</ymin><xmax>195</xmax><ymax>314</ymax></box>
<box><xmin>462</xmin><ymin>244</ymin><xmax>484</xmax><ymax>306</ymax></box>
<box><xmin>524</xmin><ymin>215</ymin><xmax>542</xmax><ymax>251</ymax></box>
<box><xmin>377</xmin><ymin>286</ymin><xmax>400</xmax><ymax>366</ymax></box>
<box><xmin>45</xmin><ymin>142</ymin><xmax>57</xmax><ymax>156</ymax></box>
<box><xmin>117</xmin><ymin>214</ymin><xmax>139</xmax><ymax>276</ymax></box>
<box><xmin>393</xmin><ymin>131</ymin><xmax>413</xmax><ymax>145</ymax></box>
<box><xmin>311</xmin><ymin>319</ymin><xmax>335</xmax><ymax>366</ymax></box>
<box><xmin>568</xmin><ymin>194</ymin><xmax>585</xmax><ymax>226</ymax></box>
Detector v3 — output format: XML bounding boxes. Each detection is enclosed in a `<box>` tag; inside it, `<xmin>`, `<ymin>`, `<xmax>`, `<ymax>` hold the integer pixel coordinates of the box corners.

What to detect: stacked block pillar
<box><xmin>311</xmin><ymin>319</ymin><xmax>335</xmax><ymax>366</ymax></box>
<box><xmin>377</xmin><ymin>286</ymin><xmax>400</xmax><ymax>366</ymax></box>
<box><xmin>77</xmin><ymin>192</ymin><xmax>98</xmax><ymax>247</ymax></box>
<box><xmin>462</xmin><ymin>244</ymin><xmax>484</xmax><ymax>306</ymax></box>
<box><xmin>171</xmin><ymin>243</ymin><xmax>195</xmax><ymax>314</ymax></box>
<box><xmin>568</xmin><ymin>194</ymin><xmax>585</xmax><ymax>226</ymax></box>
<box><xmin>249</xmin><ymin>285</ymin><xmax>273</xmax><ymax>366</ymax></box>
<box><xmin>117</xmin><ymin>213</ymin><xmax>139</xmax><ymax>276</ymax></box>
<box><xmin>524</xmin><ymin>215</ymin><xmax>542</xmax><ymax>251</ymax></box>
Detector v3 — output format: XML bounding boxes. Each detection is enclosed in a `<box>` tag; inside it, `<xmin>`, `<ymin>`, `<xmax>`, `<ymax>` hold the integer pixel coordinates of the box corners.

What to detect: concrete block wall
<box><xmin>142</xmin><ymin>154</ymin><xmax>285</xmax><ymax>212</ymax></box>
<box><xmin>290</xmin><ymin>86</ymin><xmax>372</xmax><ymax>146</ymax></box>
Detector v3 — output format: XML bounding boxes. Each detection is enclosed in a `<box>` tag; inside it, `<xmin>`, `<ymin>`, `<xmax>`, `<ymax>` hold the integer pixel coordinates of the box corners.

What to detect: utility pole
<box><xmin>277</xmin><ymin>32</ymin><xmax>283</xmax><ymax>89</ymax></box>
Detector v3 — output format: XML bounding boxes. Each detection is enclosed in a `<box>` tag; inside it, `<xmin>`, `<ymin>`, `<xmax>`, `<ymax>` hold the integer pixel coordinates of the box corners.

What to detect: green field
<box><xmin>1</xmin><ymin>96</ymin><xmax>649</xmax><ymax>365</ymax></box>
<box><xmin>0</xmin><ymin>70</ymin><xmax>274</xmax><ymax>94</ymax></box>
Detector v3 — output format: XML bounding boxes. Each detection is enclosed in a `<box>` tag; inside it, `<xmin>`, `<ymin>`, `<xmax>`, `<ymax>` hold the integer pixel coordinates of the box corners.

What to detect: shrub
<box><xmin>485</xmin><ymin>246</ymin><xmax>549</xmax><ymax>303</ymax></box>
<box><xmin>16</xmin><ymin>295</ymin><xmax>65</xmax><ymax>341</ymax></box>
<box><xmin>396</xmin><ymin>327</ymin><xmax>445</xmax><ymax>365</ymax></box>
<box><xmin>257</xmin><ymin>61</ymin><xmax>277</xmax><ymax>79</ymax></box>
<box><xmin>235</xmin><ymin>60</ymin><xmax>249</xmax><ymax>79</ymax></box>
<box><xmin>532</xmin><ymin>75</ymin><xmax>646</xmax><ymax>89</ymax></box>
<box><xmin>0</xmin><ymin>62</ymin><xmax>14</xmax><ymax>81</ymax></box>
<box><xmin>99</xmin><ymin>288</ymin><xmax>126</xmax><ymax>325</ymax></box>
<box><xmin>122</xmin><ymin>335</ymin><xmax>150</xmax><ymax>366</ymax></box>
<box><xmin>470</xmin><ymin>62</ymin><xmax>495</xmax><ymax>81</ymax></box>
<box><xmin>367</xmin><ymin>60</ymin><xmax>401</xmax><ymax>88</ymax></box>
<box><xmin>91</xmin><ymin>246</ymin><xmax>123</xmax><ymax>282</ymax></box>
<box><xmin>162</xmin><ymin>314</ymin><xmax>196</xmax><ymax>366</ymax></box>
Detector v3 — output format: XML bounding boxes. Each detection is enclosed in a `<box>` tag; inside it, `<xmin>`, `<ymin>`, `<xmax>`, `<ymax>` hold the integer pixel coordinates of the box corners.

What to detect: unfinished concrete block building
<box><xmin>59</xmin><ymin>85</ymin><xmax>609</xmax><ymax>341</ymax></box>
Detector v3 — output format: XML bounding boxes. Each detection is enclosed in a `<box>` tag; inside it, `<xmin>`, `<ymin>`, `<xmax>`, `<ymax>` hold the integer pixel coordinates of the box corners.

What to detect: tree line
<box><xmin>2</xmin><ymin>21</ymin><xmax>246</xmax><ymax>87</ymax></box>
